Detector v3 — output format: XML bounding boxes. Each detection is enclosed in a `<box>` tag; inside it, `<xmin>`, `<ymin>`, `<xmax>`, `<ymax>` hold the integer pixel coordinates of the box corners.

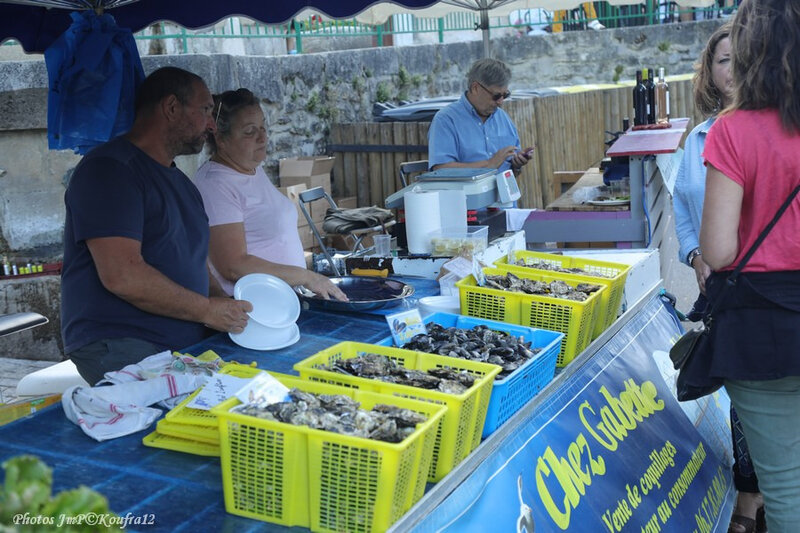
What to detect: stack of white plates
<box><xmin>229</xmin><ymin>274</ymin><xmax>301</xmax><ymax>351</ymax></box>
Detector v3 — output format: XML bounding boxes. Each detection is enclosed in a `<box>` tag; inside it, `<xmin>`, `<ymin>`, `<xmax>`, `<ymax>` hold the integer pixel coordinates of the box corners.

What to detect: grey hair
<box><xmin>206</xmin><ymin>88</ymin><xmax>261</xmax><ymax>154</ymax></box>
<box><xmin>466</xmin><ymin>59</ymin><xmax>512</xmax><ymax>88</ymax></box>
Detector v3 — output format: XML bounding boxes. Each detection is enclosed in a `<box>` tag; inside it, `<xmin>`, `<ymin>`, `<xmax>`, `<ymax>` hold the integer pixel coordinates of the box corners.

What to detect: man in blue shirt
<box><xmin>428</xmin><ymin>59</ymin><xmax>532</xmax><ymax>175</ymax></box>
<box><xmin>61</xmin><ymin>67</ymin><xmax>251</xmax><ymax>385</ymax></box>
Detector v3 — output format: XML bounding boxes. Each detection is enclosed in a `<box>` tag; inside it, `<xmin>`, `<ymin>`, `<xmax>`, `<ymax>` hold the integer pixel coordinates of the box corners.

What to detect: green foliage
<box><xmin>1</xmin><ymin>455</ymin><xmax>117</xmax><ymax>532</ymax></box>
<box><xmin>317</xmin><ymin>105</ymin><xmax>339</xmax><ymax>121</ymax></box>
<box><xmin>411</xmin><ymin>74</ymin><xmax>423</xmax><ymax>87</ymax></box>
<box><xmin>0</xmin><ymin>455</ymin><xmax>52</xmax><ymax>521</ymax></box>
<box><xmin>612</xmin><ymin>64</ymin><xmax>624</xmax><ymax>84</ymax></box>
<box><xmin>657</xmin><ymin>41</ymin><xmax>670</xmax><ymax>52</ymax></box>
<box><xmin>352</xmin><ymin>76</ymin><xmax>364</xmax><ymax>91</ymax></box>
<box><xmin>363</xmin><ymin>67</ymin><xmax>373</xmax><ymax>78</ymax></box>
<box><xmin>398</xmin><ymin>66</ymin><xmax>410</xmax><ymax>86</ymax></box>
<box><xmin>305</xmin><ymin>92</ymin><xmax>319</xmax><ymax>112</ymax></box>
<box><xmin>376</xmin><ymin>82</ymin><xmax>391</xmax><ymax>103</ymax></box>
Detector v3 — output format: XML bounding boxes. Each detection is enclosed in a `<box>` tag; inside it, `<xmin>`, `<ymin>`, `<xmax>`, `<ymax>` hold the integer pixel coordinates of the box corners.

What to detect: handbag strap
<box><xmin>728</xmin><ymin>183</ymin><xmax>800</xmax><ymax>282</ymax></box>
<box><xmin>705</xmin><ymin>183</ymin><xmax>800</xmax><ymax>320</ymax></box>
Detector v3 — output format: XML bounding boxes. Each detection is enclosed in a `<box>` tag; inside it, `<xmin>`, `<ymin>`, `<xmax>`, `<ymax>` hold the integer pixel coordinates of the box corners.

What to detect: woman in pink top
<box><xmin>701</xmin><ymin>1</ymin><xmax>800</xmax><ymax>530</ymax></box>
<box><xmin>194</xmin><ymin>88</ymin><xmax>346</xmax><ymax>300</ymax></box>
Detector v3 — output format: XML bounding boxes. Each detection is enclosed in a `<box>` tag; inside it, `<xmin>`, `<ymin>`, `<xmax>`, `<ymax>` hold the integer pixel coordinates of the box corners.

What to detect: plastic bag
<box><xmin>45</xmin><ymin>10</ymin><xmax>145</xmax><ymax>154</ymax></box>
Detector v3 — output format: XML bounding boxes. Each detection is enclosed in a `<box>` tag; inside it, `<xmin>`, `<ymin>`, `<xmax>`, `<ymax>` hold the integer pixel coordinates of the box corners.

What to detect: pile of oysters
<box><xmin>322</xmin><ymin>353</ymin><xmax>477</xmax><ymax>395</ymax></box>
<box><xmin>403</xmin><ymin>323</ymin><xmax>540</xmax><ymax>379</ymax></box>
<box><xmin>235</xmin><ymin>388</ymin><xmax>426</xmax><ymax>443</ymax></box>
<box><xmin>484</xmin><ymin>272</ymin><xmax>601</xmax><ymax>302</ymax></box>
<box><xmin>511</xmin><ymin>259</ymin><xmax>613</xmax><ymax>278</ymax></box>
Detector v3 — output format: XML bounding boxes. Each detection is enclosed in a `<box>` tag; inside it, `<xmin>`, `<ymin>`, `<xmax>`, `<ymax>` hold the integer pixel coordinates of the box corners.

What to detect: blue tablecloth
<box><xmin>0</xmin><ymin>277</ymin><xmax>439</xmax><ymax>532</ymax></box>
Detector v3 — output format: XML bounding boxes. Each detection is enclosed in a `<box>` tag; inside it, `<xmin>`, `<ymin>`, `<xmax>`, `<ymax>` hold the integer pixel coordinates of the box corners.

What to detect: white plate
<box><xmin>418</xmin><ymin>295</ymin><xmax>461</xmax><ymax>316</ymax></box>
<box><xmin>229</xmin><ymin>321</ymin><xmax>301</xmax><ymax>351</ymax></box>
<box><xmin>233</xmin><ymin>273</ymin><xmax>300</xmax><ymax>328</ymax></box>
<box><xmin>587</xmin><ymin>199</ymin><xmax>630</xmax><ymax>206</ymax></box>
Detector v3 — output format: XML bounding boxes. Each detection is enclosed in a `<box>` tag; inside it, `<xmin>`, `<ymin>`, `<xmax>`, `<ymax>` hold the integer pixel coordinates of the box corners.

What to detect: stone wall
<box><xmin>0</xmin><ymin>277</ymin><xmax>62</xmax><ymax>360</ymax></box>
<box><xmin>0</xmin><ymin>19</ymin><xmax>724</xmax><ymax>360</ymax></box>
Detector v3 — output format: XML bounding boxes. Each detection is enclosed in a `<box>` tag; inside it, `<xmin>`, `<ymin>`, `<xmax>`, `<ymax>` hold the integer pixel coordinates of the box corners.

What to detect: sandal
<box><xmin>728</xmin><ymin>506</ymin><xmax>767</xmax><ymax>533</ymax></box>
<box><xmin>756</xmin><ymin>506</ymin><xmax>767</xmax><ymax>533</ymax></box>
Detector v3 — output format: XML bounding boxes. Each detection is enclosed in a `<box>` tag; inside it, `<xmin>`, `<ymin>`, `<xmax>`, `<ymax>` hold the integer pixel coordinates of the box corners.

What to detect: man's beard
<box><xmin>174</xmin><ymin>131</ymin><xmax>208</xmax><ymax>157</ymax></box>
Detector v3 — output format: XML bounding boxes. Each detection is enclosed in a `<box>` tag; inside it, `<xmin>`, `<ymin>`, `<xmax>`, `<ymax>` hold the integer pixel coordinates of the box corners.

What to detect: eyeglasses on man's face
<box><xmin>476</xmin><ymin>81</ymin><xmax>511</xmax><ymax>101</ymax></box>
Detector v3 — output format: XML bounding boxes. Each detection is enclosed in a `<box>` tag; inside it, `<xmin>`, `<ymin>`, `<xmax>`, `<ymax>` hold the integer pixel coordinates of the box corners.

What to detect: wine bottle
<box><xmin>656</xmin><ymin>67</ymin><xmax>670</xmax><ymax>125</ymax></box>
<box><xmin>645</xmin><ymin>68</ymin><xmax>656</xmax><ymax>124</ymax></box>
<box><xmin>633</xmin><ymin>70</ymin><xmax>648</xmax><ymax>126</ymax></box>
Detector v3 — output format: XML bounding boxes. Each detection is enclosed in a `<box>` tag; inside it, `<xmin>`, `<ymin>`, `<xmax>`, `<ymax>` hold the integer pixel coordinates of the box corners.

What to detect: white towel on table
<box><xmin>62</xmin><ymin>350</ymin><xmax>219</xmax><ymax>441</ymax></box>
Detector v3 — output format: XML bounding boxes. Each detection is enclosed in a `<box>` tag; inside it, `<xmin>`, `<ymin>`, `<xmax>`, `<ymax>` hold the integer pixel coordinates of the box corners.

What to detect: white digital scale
<box><xmin>385</xmin><ymin>167</ymin><xmax>521</xmax><ymax>209</ymax></box>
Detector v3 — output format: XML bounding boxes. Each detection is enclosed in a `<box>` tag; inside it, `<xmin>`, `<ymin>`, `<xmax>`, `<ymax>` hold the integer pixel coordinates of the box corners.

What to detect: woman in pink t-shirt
<box><xmin>700</xmin><ymin>1</ymin><xmax>800</xmax><ymax>530</ymax></box>
<box><xmin>194</xmin><ymin>88</ymin><xmax>346</xmax><ymax>301</ymax></box>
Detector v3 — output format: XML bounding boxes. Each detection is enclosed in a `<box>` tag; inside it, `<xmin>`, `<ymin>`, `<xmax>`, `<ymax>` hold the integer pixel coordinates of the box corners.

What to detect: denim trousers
<box><xmin>725</xmin><ymin>376</ymin><xmax>800</xmax><ymax>533</ymax></box>
<box><xmin>68</xmin><ymin>337</ymin><xmax>161</xmax><ymax>386</ymax></box>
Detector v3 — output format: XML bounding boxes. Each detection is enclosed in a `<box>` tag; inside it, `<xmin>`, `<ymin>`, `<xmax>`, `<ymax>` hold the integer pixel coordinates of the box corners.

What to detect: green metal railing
<box><xmin>130</xmin><ymin>2</ymin><xmax>738</xmax><ymax>55</ymax></box>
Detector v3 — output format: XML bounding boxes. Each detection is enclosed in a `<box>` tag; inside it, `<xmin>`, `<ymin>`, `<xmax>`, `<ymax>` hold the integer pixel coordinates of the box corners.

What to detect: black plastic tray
<box><xmin>297</xmin><ymin>276</ymin><xmax>414</xmax><ymax>312</ymax></box>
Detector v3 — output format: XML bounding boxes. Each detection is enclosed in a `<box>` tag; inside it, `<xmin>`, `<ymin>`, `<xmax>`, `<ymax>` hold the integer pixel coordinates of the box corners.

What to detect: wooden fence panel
<box><xmin>366</xmin><ymin>122</ymin><xmax>382</xmax><ymax>205</ymax></box>
<box><xmin>329</xmin><ymin>126</ymin><xmax>344</xmax><ymax>198</ymax></box>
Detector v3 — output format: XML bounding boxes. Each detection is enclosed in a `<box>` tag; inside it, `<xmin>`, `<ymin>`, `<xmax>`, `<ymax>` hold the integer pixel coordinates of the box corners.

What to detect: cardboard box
<box><xmin>310</xmin><ymin>174</ymin><xmax>332</xmax><ymax>198</ymax></box>
<box><xmin>281</xmin><ymin>174</ymin><xmax>332</xmax><ymax>198</ymax></box>
<box><xmin>279</xmin><ymin>156</ymin><xmax>334</xmax><ymax>198</ymax></box>
<box><xmin>310</xmin><ymin>199</ymin><xmax>330</xmax><ymax>224</ymax></box>
<box><xmin>325</xmin><ymin>234</ymin><xmax>351</xmax><ymax>252</ymax></box>
<box><xmin>279</xmin><ymin>156</ymin><xmax>335</xmax><ymax>178</ymax></box>
<box><xmin>278</xmin><ymin>183</ymin><xmax>308</xmax><ymax>224</ymax></box>
<box><xmin>297</xmin><ymin>224</ymin><xmax>318</xmax><ymax>251</ymax></box>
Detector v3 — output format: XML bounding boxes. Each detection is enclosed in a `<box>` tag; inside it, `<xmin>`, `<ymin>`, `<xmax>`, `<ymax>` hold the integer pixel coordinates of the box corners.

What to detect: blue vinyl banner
<box><xmin>414</xmin><ymin>296</ymin><xmax>734</xmax><ymax>532</ymax></box>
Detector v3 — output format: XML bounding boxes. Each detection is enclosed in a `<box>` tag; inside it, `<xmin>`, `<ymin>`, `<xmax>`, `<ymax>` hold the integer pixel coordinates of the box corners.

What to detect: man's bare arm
<box><xmin>87</xmin><ymin>236</ymin><xmax>251</xmax><ymax>332</ymax></box>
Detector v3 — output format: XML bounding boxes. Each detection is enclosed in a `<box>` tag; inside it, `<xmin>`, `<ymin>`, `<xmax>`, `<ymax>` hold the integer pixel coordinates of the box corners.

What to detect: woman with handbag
<box><xmin>701</xmin><ymin>1</ymin><xmax>800</xmax><ymax>530</ymax></box>
<box><xmin>673</xmin><ymin>23</ymin><xmax>765</xmax><ymax>533</ymax></box>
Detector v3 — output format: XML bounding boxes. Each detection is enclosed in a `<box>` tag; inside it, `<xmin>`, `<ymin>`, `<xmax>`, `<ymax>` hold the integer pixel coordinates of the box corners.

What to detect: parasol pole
<box><xmin>479</xmin><ymin>9</ymin><xmax>490</xmax><ymax>57</ymax></box>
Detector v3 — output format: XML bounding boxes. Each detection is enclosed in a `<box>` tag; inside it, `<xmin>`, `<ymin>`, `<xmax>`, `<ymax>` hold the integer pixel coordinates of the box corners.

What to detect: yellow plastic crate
<box><xmin>293</xmin><ymin>342</ymin><xmax>500</xmax><ymax>482</ymax></box>
<box><xmin>492</xmin><ymin>262</ymin><xmax>609</xmax><ymax>340</ymax></box>
<box><xmin>155</xmin><ymin>418</ymin><xmax>219</xmax><ymax>445</ymax></box>
<box><xmin>213</xmin><ymin>375</ymin><xmax>445</xmax><ymax>533</ymax></box>
<box><xmin>456</xmin><ymin>267</ymin><xmax>603</xmax><ymax>367</ymax></box>
<box><xmin>494</xmin><ymin>251</ymin><xmax>630</xmax><ymax>338</ymax></box>
<box><xmin>142</xmin><ymin>430</ymin><xmax>220</xmax><ymax>457</ymax></box>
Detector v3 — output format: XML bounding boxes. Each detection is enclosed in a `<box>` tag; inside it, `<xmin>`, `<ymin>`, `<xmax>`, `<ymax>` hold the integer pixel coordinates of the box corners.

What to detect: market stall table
<box><xmin>524</xmin><ymin>118</ymin><xmax>689</xmax><ymax>248</ymax></box>
<box><xmin>0</xmin><ymin>279</ymin><xmax>735</xmax><ymax>531</ymax></box>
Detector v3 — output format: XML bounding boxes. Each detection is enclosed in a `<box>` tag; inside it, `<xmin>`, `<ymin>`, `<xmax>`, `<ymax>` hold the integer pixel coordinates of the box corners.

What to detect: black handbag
<box><xmin>669</xmin><ymin>184</ymin><xmax>800</xmax><ymax>401</ymax></box>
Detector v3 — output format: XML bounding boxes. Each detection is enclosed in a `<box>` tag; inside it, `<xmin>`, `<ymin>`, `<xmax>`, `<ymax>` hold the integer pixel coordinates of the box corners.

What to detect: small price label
<box><xmin>386</xmin><ymin>309</ymin><xmax>426</xmax><ymax>347</ymax></box>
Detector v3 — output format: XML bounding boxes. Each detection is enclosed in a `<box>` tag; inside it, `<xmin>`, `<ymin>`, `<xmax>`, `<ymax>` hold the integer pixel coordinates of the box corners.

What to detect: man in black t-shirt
<box><xmin>61</xmin><ymin>67</ymin><xmax>252</xmax><ymax>385</ymax></box>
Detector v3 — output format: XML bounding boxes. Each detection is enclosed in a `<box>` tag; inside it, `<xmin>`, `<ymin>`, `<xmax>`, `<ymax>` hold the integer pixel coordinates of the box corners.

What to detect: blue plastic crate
<box><xmin>376</xmin><ymin>312</ymin><xmax>563</xmax><ymax>438</ymax></box>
